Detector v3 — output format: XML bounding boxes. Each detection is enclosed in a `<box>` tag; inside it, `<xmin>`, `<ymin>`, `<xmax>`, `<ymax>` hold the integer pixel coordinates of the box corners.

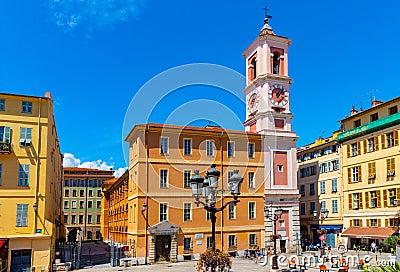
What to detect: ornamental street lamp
<box><xmin>313</xmin><ymin>209</ymin><xmax>329</xmax><ymax>259</ymax></box>
<box><xmin>190</xmin><ymin>164</ymin><xmax>243</xmax><ymax>252</ymax></box>
<box><xmin>264</xmin><ymin>203</ymin><xmax>283</xmax><ymax>270</ymax></box>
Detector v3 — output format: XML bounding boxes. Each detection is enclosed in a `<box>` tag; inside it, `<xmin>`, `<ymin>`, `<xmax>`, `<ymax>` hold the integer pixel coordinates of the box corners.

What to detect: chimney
<box><xmin>372</xmin><ymin>99</ymin><xmax>383</xmax><ymax>107</ymax></box>
<box><xmin>44</xmin><ymin>92</ymin><xmax>52</xmax><ymax>99</ymax></box>
<box><xmin>350</xmin><ymin>106</ymin><xmax>358</xmax><ymax>116</ymax></box>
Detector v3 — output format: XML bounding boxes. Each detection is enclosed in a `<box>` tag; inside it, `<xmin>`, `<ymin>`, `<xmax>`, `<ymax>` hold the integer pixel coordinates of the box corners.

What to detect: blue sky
<box><xmin>1</xmin><ymin>0</ymin><xmax>400</xmax><ymax>173</ymax></box>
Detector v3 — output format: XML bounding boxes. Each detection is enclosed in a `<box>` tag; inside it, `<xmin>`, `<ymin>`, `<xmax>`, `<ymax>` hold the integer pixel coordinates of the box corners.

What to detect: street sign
<box><xmin>319</xmin><ymin>235</ymin><xmax>326</xmax><ymax>241</ymax></box>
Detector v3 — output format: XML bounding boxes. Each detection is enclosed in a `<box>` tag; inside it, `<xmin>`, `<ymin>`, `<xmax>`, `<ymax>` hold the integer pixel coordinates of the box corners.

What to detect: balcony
<box><xmin>338</xmin><ymin>112</ymin><xmax>400</xmax><ymax>142</ymax></box>
<box><xmin>0</xmin><ymin>142</ymin><xmax>11</xmax><ymax>154</ymax></box>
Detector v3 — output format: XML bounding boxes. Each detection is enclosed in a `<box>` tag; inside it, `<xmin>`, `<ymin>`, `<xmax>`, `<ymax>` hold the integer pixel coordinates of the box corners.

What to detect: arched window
<box><xmin>273</xmin><ymin>52</ymin><xmax>280</xmax><ymax>75</ymax></box>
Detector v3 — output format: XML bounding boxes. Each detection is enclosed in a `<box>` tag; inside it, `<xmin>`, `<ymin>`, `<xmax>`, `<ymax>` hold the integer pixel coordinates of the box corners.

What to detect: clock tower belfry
<box><xmin>243</xmin><ymin>11</ymin><xmax>300</xmax><ymax>253</ymax></box>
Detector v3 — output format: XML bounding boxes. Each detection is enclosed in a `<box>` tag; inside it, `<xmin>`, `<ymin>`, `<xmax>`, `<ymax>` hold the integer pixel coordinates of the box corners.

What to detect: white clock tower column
<box><xmin>243</xmin><ymin>13</ymin><xmax>300</xmax><ymax>253</ymax></box>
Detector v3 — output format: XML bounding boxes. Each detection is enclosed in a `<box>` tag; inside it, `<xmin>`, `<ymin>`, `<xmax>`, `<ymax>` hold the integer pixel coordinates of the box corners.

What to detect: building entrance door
<box><xmin>156</xmin><ymin>235</ymin><xmax>171</xmax><ymax>262</ymax></box>
<box><xmin>10</xmin><ymin>249</ymin><xmax>31</xmax><ymax>272</ymax></box>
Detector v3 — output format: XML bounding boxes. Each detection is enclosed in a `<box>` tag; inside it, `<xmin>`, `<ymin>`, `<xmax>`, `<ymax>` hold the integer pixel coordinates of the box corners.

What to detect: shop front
<box><xmin>341</xmin><ymin>227</ymin><xmax>396</xmax><ymax>250</ymax></box>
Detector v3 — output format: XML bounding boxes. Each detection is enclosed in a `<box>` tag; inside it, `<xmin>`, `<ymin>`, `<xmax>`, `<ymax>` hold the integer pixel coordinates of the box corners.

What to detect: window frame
<box><xmin>248</xmin><ymin>202</ymin><xmax>256</xmax><ymax>219</ymax></box>
<box><xmin>0</xmin><ymin>99</ymin><xmax>5</xmax><ymax>111</ymax></box>
<box><xmin>248</xmin><ymin>142</ymin><xmax>255</xmax><ymax>158</ymax></box>
<box><xmin>159</xmin><ymin>203</ymin><xmax>168</xmax><ymax>221</ymax></box>
<box><xmin>21</xmin><ymin>101</ymin><xmax>32</xmax><ymax>114</ymax></box>
<box><xmin>16</xmin><ymin>204</ymin><xmax>28</xmax><ymax>227</ymax></box>
<box><xmin>228</xmin><ymin>202</ymin><xmax>236</xmax><ymax>220</ymax></box>
<box><xmin>18</xmin><ymin>164</ymin><xmax>30</xmax><ymax>186</ymax></box>
<box><xmin>183</xmin><ymin>203</ymin><xmax>191</xmax><ymax>222</ymax></box>
<box><xmin>160</xmin><ymin>137</ymin><xmax>169</xmax><ymax>155</ymax></box>
<box><xmin>206</xmin><ymin>140</ymin><xmax>215</xmax><ymax>157</ymax></box>
<box><xmin>160</xmin><ymin>169</ymin><xmax>168</xmax><ymax>188</ymax></box>
<box><xmin>183</xmin><ymin>170</ymin><xmax>191</xmax><ymax>188</ymax></box>
<box><xmin>183</xmin><ymin>138</ymin><xmax>192</xmax><ymax>156</ymax></box>
<box><xmin>227</xmin><ymin>141</ymin><xmax>235</xmax><ymax>158</ymax></box>
<box><xmin>248</xmin><ymin>171</ymin><xmax>255</xmax><ymax>189</ymax></box>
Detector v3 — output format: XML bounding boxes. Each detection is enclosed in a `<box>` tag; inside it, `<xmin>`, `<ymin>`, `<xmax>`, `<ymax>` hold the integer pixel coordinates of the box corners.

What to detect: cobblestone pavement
<box><xmin>79</xmin><ymin>250</ymin><xmax>393</xmax><ymax>272</ymax></box>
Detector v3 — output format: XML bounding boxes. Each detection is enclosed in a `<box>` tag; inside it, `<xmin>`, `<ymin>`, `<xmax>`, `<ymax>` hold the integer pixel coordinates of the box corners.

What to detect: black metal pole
<box><xmin>211</xmin><ymin>208</ymin><xmax>216</xmax><ymax>251</ymax></box>
<box><xmin>272</xmin><ymin>218</ymin><xmax>278</xmax><ymax>270</ymax></box>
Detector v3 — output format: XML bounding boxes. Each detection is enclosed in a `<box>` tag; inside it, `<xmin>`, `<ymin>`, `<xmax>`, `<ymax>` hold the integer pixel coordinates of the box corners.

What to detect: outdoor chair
<box><xmin>288</xmin><ymin>259</ymin><xmax>296</xmax><ymax>269</ymax></box>
<box><xmin>358</xmin><ymin>260</ymin><xmax>364</xmax><ymax>270</ymax></box>
<box><xmin>320</xmin><ymin>264</ymin><xmax>329</xmax><ymax>272</ymax></box>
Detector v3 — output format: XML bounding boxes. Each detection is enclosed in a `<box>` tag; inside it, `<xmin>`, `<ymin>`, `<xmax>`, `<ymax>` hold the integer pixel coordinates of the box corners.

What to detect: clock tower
<box><xmin>243</xmin><ymin>12</ymin><xmax>300</xmax><ymax>252</ymax></box>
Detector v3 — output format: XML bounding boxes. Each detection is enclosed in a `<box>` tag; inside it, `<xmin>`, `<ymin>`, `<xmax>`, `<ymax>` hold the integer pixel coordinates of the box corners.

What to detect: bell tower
<box><xmin>243</xmin><ymin>9</ymin><xmax>300</xmax><ymax>253</ymax></box>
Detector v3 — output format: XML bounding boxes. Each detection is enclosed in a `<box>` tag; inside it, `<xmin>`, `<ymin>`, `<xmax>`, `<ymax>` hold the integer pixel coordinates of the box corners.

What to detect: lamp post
<box><xmin>264</xmin><ymin>203</ymin><xmax>283</xmax><ymax>270</ymax></box>
<box><xmin>313</xmin><ymin>209</ymin><xmax>329</xmax><ymax>259</ymax></box>
<box><xmin>190</xmin><ymin>164</ymin><xmax>243</xmax><ymax>252</ymax></box>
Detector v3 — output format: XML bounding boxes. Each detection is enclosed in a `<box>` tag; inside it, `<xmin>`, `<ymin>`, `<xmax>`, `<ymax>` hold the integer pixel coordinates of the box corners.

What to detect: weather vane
<box><xmin>263</xmin><ymin>5</ymin><xmax>272</xmax><ymax>19</ymax></box>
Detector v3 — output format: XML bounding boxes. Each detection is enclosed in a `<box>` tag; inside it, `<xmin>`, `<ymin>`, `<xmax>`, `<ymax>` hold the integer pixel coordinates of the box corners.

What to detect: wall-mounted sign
<box><xmin>36</xmin><ymin>229</ymin><xmax>42</xmax><ymax>233</ymax></box>
<box><xmin>195</xmin><ymin>234</ymin><xmax>203</xmax><ymax>239</ymax></box>
<box><xmin>196</xmin><ymin>241</ymin><xmax>203</xmax><ymax>245</ymax></box>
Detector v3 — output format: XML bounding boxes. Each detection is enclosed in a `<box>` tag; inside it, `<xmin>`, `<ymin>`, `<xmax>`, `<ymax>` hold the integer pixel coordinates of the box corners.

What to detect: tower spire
<box><xmin>260</xmin><ymin>5</ymin><xmax>275</xmax><ymax>36</ymax></box>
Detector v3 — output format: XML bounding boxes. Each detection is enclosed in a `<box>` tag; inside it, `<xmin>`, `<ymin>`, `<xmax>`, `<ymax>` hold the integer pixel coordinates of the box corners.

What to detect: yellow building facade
<box><xmin>297</xmin><ymin>132</ymin><xmax>342</xmax><ymax>248</ymax></box>
<box><xmin>338</xmin><ymin>98</ymin><xmax>400</xmax><ymax>247</ymax></box>
<box><xmin>0</xmin><ymin>92</ymin><xmax>63</xmax><ymax>272</ymax></box>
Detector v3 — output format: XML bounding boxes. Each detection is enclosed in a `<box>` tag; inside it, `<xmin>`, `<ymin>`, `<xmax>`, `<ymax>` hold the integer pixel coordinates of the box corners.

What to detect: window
<box><xmin>332</xmin><ymin>200</ymin><xmax>338</xmax><ymax>213</ymax></box>
<box><xmin>368</xmin><ymin>162</ymin><xmax>376</xmax><ymax>183</ymax></box>
<box><xmin>64</xmin><ymin>215</ymin><xmax>68</xmax><ymax>224</ymax></box>
<box><xmin>249</xmin><ymin>234</ymin><xmax>257</xmax><ymax>246</ymax></box>
<box><xmin>97</xmin><ymin>201</ymin><xmax>101</xmax><ymax>209</ymax></box>
<box><xmin>72</xmin><ymin>180</ymin><xmax>78</xmax><ymax>187</ymax></box>
<box><xmin>272</xmin><ymin>52</ymin><xmax>280</xmax><ymax>74</ymax></box>
<box><xmin>277</xmin><ymin>165</ymin><xmax>284</xmax><ymax>172</ymax></box>
<box><xmin>20</xmin><ymin>127</ymin><xmax>32</xmax><ymax>146</ymax></box>
<box><xmin>88</xmin><ymin>190</ymin><xmax>93</xmax><ymax>197</ymax></box>
<box><xmin>72</xmin><ymin>189</ymin><xmax>77</xmax><ymax>197</ymax></box>
<box><xmin>184</xmin><ymin>170</ymin><xmax>191</xmax><ymax>188</ymax></box>
<box><xmin>368</xmin><ymin>138</ymin><xmax>375</xmax><ymax>152</ymax></box>
<box><xmin>248</xmin><ymin>202</ymin><xmax>255</xmax><ymax>219</ymax></box>
<box><xmin>64</xmin><ymin>201</ymin><xmax>69</xmax><ymax>209</ymax></box>
<box><xmin>310</xmin><ymin>183</ymin><xmax>315</xmax><ymax>195</ymax></box>
<box><xmin>387</xmin><ymin>132</ymin><xmax>395</xmax><ymax>148</ymax></box>
<box><xmin>248</xmin><ymin>172</ymin><xmax>255</xmax><ymax>189</ymax></box>
<box><xmin>387</xmin><ymin>158</ymin><xmax>395</xmax><ymax>179</ymax></box>
<box><xmin>388</xmin><ymin>188</ymin><xmax>397</xmax><ymax>207</ymax></box>
<box><xmin>88</xmin><ymin>215</ymin><xmax>92</xmax><ymax>224</ymax></box>
<box><xmin>79</xmin><ymin>215</ymin><xmax>84</xmax><ymax>224</ymax></box>
<box><xmin>80</xmin><ymin>190</ymin><xmax>84</xmax><ymax>197</ymax></box>
<box><xmin>16</xmin><ymin>204</ymin><xmax>28</xmax><ymax>226</ymax></box>
<box><xmin>349</xmin><ymin>193</ymin><xmax>363</xmax><ymax>210</ymax></box>
<box><xmin>206</xmin><ymin>210</ymin><xmax>211</xmax><ymax>221</ymax></box>
<box><xmin>160</xmin><ymin>203</ymin><xmax>167</xmax><ymax>221</ymax></box>
<box><xmin>71</xmin><ymin>201</ymin><xmax>77</xmax><ymax>209</ymax></box>
<box><xmin>184</xmin><ymin>238</ymin><xmax>191</xmax><ymax>250</ymax></box>
<box><xmin>351</xmin><ymin>143</ymin><xmax>360</xmax><ymax>157</ymax></box>
<box><xmin>320</xmin><ymin>181</ymin><xmax>325</xmax><ymax>194</ymax></box>
<box><xmin>369</xmin><ymin>191</ymin><xmax>381</xmax><ymax>208</ymax></box>
<box><xmin>354</xmin><ymin>119</ymin><xmax>361</xmax><ymax>128</ymax></box>
<box><xmin>22</xmin><ymin>101</ymin><xmax>32</xmax><ymax>113</ymax></box>
<box><xmin>278</xmin><ymin>220</ymin><xmax>285</xmax><ymax>227</ymax></box>
<box><xmin>207</xmin><ymin>237</ymin><xmax>212</xmax><ymax>248</ymax></box>
<box><xmin>88</xmin><ymin>201</ymin><xmax>93</xmax><ymax>208</ymax></box>
<box><xmin>71</xmin><ymin>215</ymin><xmax>76</xmax><ymax>224</ymax></box>
<box><xmin>331</xmin><ymin>179</ymin><xmax>338</xmax><ymax>192</ymax></box>
<box><xmin>0</xmin><ymin>126</ymin><xmax>11</xmax><ymax>143</ymax></box>
<box><xmin>64</xmin><ymin>189</ymin><xmax>69</xmax><ymax>197</ymax></box>
<box><xmin>370</xmin><ymin>113</ymin><xmax>379</xmax><ymax>122</ymax></box>
<box><xmin>248</xmin><ymin>143</ymin><xmax>255</xmax><ymax>158</ymax></box>
<box><xmin>369</xmin><ymin>219</ymin><xmax>378</xmax><ymax>227</ymax></box>
<box><xmin>18</xmin><ymin>164</ymin><xmax>30</xmax><ymax>186</ymax></box>
<box><xmin>228</xmin><ymin>235</ymin><xmax>236</xmax><ymax>248</ymax></box>
<box><xmin>321</xmin><ymin>201</ymin><xmax>326</xmax><ymax>212</ymax></box>
<box><xmin>184</xmin><ymin>203</ymin><xmax>191</xmax><ymax>221</ymax></box>
<box><xmin>389</xmin><ymin>106</ymin><xmax>398</xmax><ymax>115</ymax></box>
<box><xmin>310</xmin><ymin>165</ymin><xmax>316</xmax><ymax>175</ymax></box>
<box><xmin>227</xmin><ymin>142</ymin><xmax>235</xmax><ymax>158</ymax></box>
<box><xmin>300</xmin><ymin>185</ymin><xmax>305</xmax><ymax>196</ymax></box>
<box><xmin>228</xmin><ymin>203</ymin><xmax>235</xmax><ymax>220</ymax></box>
<box><xmin>310</xmin><ymin>202</ymin><xmax>315</xmax><ymax>214</ymax></box>
<box><xmin>80</xmin><ymin>179</ymin><xmax>85</xmax><ymax>186</ymax></box>
<box><xmin>300</xmin><ymin>203</ymin><xmax>305</xmax><ymax>215</ymax></box>
<box><xmin>184</xmin><ymin>139</ymin><xmax>192</xmax><ymax>155</ymax></box>
<box><xmin>353</xmin><ymin>219</ymin><xmax>361</xmax><ymax>227</ymax></box>
<box><xmin>0</xmin><ymin>99</ymin><xmax>4</xmax><ymax>111</ymax></box>
<box><xmin>349</xmin><ymin>166</ymin><xmax>361</xmax><ymax>183</ymax></box>
<box><xmin>160</xmin><ymin>169</ymin><xmax>168</xmax><ymax>188</ymax></box>
<box><xmin>79</xmin><ymin>201</ymin><xmax>84</xmax><ymax>209</ymax></box>
<box><xmin>97</xmin><ymin>190</ymin><xmax>101</xmax><ymax>197</ymax></box>
<box><xmin>160</xmin><ymin>137</ymin><xmax>168</xmax><ymax>155</ymax></box>
<box><xmin>206</xmin><ymin>140</ymin><xmax>214</xmax><ymax>156</ymax></box>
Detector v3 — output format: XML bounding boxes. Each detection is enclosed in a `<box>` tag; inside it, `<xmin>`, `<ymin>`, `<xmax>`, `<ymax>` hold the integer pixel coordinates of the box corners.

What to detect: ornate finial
<box><xmin>260</xmin><ymin>5</ymin><xmax>275</xmax><ymax>36</ymax></box>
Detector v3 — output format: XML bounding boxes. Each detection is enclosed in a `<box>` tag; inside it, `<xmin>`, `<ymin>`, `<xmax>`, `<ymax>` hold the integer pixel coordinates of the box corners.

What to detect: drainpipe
<box><xmin>220</xmin><ymin>131</ymin><xmax>224</xmax><ymax>251</ymax></box>
<box><xmin>145</xmin><ymin>125</ymin><xmax>150</xmax><ymax>263</ymax></box>
<box><xmin>34</xmin><ymin>98</ymin><xmax>42</xmax><ymax>234</ymax></box>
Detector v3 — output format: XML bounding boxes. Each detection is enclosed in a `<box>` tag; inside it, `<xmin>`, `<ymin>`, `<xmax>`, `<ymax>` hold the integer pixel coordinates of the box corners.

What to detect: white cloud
<box><xmin>47</xmin><ymin>0</ymin><xmax>145</xmax><ymax>31</ymax></box>
<box><xmin>63</xmin><ymin>153</ymin><xmax>127</xmax><ymax>177</ymax></box>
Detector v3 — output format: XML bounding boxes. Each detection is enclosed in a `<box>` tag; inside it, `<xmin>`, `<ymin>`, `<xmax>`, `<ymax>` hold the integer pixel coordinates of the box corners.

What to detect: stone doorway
<box><xmin>156</xmin><ymin>235</ymin><xmax>171</xmax><ymax>262</ymax></box>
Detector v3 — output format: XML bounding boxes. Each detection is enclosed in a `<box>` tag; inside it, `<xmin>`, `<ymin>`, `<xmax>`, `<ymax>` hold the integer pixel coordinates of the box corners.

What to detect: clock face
<box><xmin>247</xmin><ymin>90</ymin><xmax>260</xmax><ymax>112</ymax></box>
<box><xmin>268</xmin><ymin>84</ymin><xmax>288</xmax><ymax>107</ymax></box>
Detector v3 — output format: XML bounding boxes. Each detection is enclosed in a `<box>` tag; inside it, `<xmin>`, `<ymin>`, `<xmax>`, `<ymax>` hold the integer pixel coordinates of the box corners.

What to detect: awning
<box><xmin>341</xmin><ymin>227</ymin><xmax>396</xmax><ymax>239</ymax></box>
